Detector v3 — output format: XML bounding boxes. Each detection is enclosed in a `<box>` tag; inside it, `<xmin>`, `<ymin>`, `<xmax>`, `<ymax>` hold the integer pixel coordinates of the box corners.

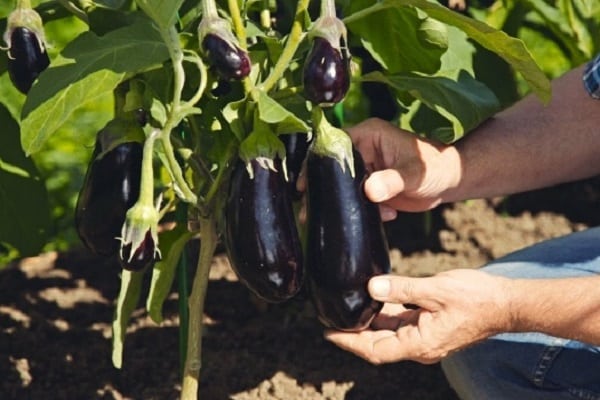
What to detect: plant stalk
<box><xmin>259</xmin><ymin>0</ymin><xmax>310</xmax><ymax>92</ymax></box>
<box><xmin>180</xmin><ymin>216</ymin><xmax>217</xmax><ymax>400</ymax></box>
<box><xmin>159</xmin><ymin>26</ymin><xmax>198</xmax><ymax>205</ymax></box>
<box><xmin>201</xmin><ymin>0</ymin><xmax>219</xmax><ymax>18</ymax></box>
<box><xmin>321</xmin><ymin>0</ymin><xmax>336</xmax><ymax>18</ymax></box>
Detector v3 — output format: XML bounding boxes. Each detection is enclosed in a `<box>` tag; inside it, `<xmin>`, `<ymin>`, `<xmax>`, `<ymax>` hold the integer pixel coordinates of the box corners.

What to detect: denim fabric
<box><xmin>441</xmin><ymin>227</ymin><xmax>600</xmax><ymax>400</ymax></box>
<box><xmin>583</xmin><ymin>54</ymin><xmax>600</xmax><ymax>99</ymax></box>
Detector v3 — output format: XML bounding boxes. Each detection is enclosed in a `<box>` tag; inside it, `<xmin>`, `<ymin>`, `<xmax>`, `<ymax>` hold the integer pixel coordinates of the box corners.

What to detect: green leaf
<box><xmin>146</xmin><ymin>227</ymin><xmax>193</xmax><ymax>324</ymax></box>
<box><xmin>21</xmin><ymin>17</ymin><xmax>170</xmax><ymax>155</ymax></box>
<box><xmin>135</xmin><ymin>0</ymin><xmax>184</xmax><ymax>29</ymax></box>
<box><xmin>254</xmin><ymin>90</ymin><xmax>310</xmax><ymax>134</ymax></box>
<box><xmin>345</xmin><ymin>0</ymin><xmax>552</xmax><ymax>103</ymax></box>
<box><xmin>112</xmin><ymin>270</ymin><xmax>144</xmax><ymax>369</ymax></box>
<box><xmin>0</xmin><ymin>104</ymin><xmax>51</xmax><ymax>257</ymax></box>
<box><xmin>346</xmin><ymin>6</ymin><xmax>446</xmax><ymax>74</ymax></box>
<box><xmin>363</xmin><ymin>70</ymin><xmax>500</xmax><ymax>142</ymax></box>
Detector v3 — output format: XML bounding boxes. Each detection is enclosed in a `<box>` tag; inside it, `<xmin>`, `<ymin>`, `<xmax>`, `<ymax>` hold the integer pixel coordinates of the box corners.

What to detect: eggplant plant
<box><xmin>0</xmin><ymin>0</ymin><xmax>567</xmax><ymax>398</ymax></box>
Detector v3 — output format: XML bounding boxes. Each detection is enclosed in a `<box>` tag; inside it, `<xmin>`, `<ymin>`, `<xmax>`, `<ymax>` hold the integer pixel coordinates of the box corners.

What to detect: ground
<box><xmin>0</xmin><ymin>176</ymin><xmax>598</xmax><ymax>400</ymax></box>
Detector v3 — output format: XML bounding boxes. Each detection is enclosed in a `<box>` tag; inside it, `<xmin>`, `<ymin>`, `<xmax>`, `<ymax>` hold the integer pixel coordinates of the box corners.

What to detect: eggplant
<box><xmin>224</xmin><ymin>158</ymin><xmax>304</xmax><ymax>302</ymax></box>
<box><xmin>303</xmin><ymin>37</ymin><xmax>350</xmax><ymax>106</ymax></box>
<box><xmin>305</xmin><ymin>148</ymin><xmax>390</xmax><ymax>331</ymax></box>
<box><xmin>75</xmin><ymin>137</ymin><xmax>142</xmax><ymax>257</ymax></box>
<box><xmin>280</xmin><ymin>133</ymin><xmax>312</xmax><ymax>199</ymax></box>
<box><xmin>7</xmin><ymin>26</ymin><xmax>50</xmax><ymax>94</ymax></box>
<box><xmin>120</xmin><ymin>230</ymin><xmax>157</xmax><ymax>271</ymax></box>
<box><xmin>202</xmin><ymin>33</ymin><xmax>251</xmax><ymax>80</ymax></box>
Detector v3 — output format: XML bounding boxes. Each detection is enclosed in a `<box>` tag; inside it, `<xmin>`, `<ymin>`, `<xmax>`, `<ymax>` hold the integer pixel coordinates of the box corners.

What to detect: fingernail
<box><xmin>370</xmin><ymin>278</ymin><xmax>390</xmax><ymax>297</ymax></box>
<box><xmin>380</xmin><ymin>206</ymin><xmax>397</xmax><ymax>222</ymax></box>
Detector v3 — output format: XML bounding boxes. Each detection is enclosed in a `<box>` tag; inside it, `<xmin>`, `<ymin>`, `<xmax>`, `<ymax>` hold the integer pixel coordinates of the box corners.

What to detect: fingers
<box><xmin>369</xmin><ymin>275</ymin><xmax>440</xmax><ymax>310</ymax></box>
<box><xmin>324</xmin><ymin>327</ymin><xmax>440</xmax><ymax>365</ymax></box>
<box><xmin>370</xmin><ymin>303</ymin><xmax>417</xmax><ymax>330</ymax></box>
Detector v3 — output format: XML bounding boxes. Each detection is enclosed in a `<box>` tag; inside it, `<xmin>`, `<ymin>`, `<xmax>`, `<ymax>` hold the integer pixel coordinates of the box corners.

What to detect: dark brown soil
<box><xmin>1</xmin><ymin>176</ymin><xmax>598</xmax><ymax>400</ymax></box>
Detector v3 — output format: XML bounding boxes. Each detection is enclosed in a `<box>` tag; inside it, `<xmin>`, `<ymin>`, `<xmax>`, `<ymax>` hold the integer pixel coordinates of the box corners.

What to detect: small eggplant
<box><xmin>224</xmin><ymin>158</ymin><xmax>304</xmax><ymax>302</ymax></box>
<box><xmin>202</xmin><ymin>33</ymin><xmax>251</xmax><ymax>80</ymax></box>
<box><xmin>303</xmin><ymin>37</ymin><xmax>350</xmax><ymax>106</ymax></box>
<box><xmin>119</xmin><ymin>230</ymin><xmax>157</xmax><ymax>271</ymax></box>
<box><xmin>75</xmin><ymin>126</ymin><xmax>143</xmax><ymax>257</ymax></box>
<box><xmin>305</xmin><ymin>148</ymin><xmax>390</xmax><ymax>331</ymax></box>
<box><xmin>7</xmin><ymin>26</ymin><xmax>50</xmax><ymax>94</ymax></box>
<box><xmin>280</xmin><ymin>133</ymin><xmax>312</xmax><ymax>199</ymax></box>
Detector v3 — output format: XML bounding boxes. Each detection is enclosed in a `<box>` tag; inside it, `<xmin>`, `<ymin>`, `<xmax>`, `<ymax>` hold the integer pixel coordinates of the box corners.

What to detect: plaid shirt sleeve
<box><xmin>582</xmin><ymin>54</ymin><xmax>600</xmax><ymax>99</ymax></box>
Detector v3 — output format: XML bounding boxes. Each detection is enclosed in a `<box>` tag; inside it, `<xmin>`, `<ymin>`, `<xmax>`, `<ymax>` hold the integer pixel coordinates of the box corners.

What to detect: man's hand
<box><xmin>346</xmin><ymin>118</ymin><xmax>460</xmax><ymax>218</ymax></box>
<box><xmin>324</xmin><ymin>269</ymin><xmax>512</xmax><ymax>364</ymax></box>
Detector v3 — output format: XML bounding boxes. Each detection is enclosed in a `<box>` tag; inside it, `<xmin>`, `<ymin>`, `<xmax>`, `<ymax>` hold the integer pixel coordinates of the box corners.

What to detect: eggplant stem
<box><xmin>180</xmin><ymin>216</ymin><xmax>217</xmax><ymax>400</ymax></box>
<box><xmin>259</xmin><ymin>0</ymin><xmax>310</xmax><ymax>93</ymax></box>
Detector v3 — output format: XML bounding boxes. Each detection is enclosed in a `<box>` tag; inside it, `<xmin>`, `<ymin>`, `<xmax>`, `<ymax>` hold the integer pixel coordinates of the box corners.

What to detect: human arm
<box><xmin>324</xmin><ymin>271</ymin><xmax>600</xmax><ymax>364</ymax></box>
<box><xmin>349</xmin><ymin>65</ymin><xmax>600</xmax><ymax>217</ymax></box>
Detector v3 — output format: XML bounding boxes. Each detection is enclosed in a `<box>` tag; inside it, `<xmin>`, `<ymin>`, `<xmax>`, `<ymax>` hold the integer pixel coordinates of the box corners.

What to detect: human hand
<box><xmin>346</xmin><ymin>118</ymin><xmax>461</xmax><ymax>220</ymax></box>
<box><xmin>324</xmin><ymin>269</ymin><xmax>512</xmax><ymax>364</ymax></box>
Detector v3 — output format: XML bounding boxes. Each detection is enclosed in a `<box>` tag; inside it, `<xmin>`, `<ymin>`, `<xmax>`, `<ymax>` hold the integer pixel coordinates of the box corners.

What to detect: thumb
<box><xmin>364</xmin><ymin>170</ymin><xmax>406</xmax><ymax>203</ymax></box>
<box><xmin>368</xmin><ymin>275</ymin><xmax>440</xmax><ymax>310</ymax></box>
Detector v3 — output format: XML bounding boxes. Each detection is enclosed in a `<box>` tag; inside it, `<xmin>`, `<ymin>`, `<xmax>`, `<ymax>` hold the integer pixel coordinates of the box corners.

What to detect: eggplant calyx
<box><xmin>3</xmin><ymin>7</ymin><xmax>46</xmax><ymax>52</ymax></box>
<box><xmin>308</xmin><ymin>15</ymin><xmax>350</xmax><ymax>61</ymax></box>
<box><xmin>95</xmin><ymin>118</ymin><xmax>146</xmax><ymax>159</ymax></box>
<box><xmin>311</xmin><ymin>107</ymin><xmax>355</xmax><ymax>177</ymax></box>
<box><xmin>239</xmin><ymin>118</ymin><xmax>289</xmax><ymax>180</ymax></box>
<box><xmin>119</xmin><ymin>197</ymin><xmax>162</xmax><ymax>264</ymax></box>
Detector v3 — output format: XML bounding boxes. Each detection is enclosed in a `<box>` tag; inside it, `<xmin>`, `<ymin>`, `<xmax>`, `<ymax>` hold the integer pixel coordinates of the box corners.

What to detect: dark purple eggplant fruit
<box><xmin>224</xmin><ymin>158</ymin><xmax>304</xmax><ymax>302</ymax></box>
<box><xmin>119</xmin><ymin>230</ymin><xmax>157</xmax><ymax>271</ymax></box>
<box><xmin>75</xmin><ymin>137</ymin><xmax>142</xmax><ymax>257</ymax></box>
<box><xmin>303</xmin><ymin>37</ymin><xmax>350</xmax><ymax>106</ymax></box>
<box><xmin>280</xmin><ymin>133</ymin><xmax>312</xmax><ymax>199</ymax></box>
<box><xmin>305</xmin><ymin>148</ymin><xmax>390</xmax><ymax>331</ymax></box>
<box><xmin>202</xmin><ymin>33</ymin><xmax>251</xmax><ymax>80</ymax></box>
<box><xmin>7</xmin><ymin>26</ymin><xmax>50</xmax><ymax>94</ymax></box>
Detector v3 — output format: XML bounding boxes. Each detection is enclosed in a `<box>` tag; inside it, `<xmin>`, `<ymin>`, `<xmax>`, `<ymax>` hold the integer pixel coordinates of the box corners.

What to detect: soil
<box><xmin>0</xmin><ymin>176</ymin><xmax>598</xmax><ymax>400</ymax></box>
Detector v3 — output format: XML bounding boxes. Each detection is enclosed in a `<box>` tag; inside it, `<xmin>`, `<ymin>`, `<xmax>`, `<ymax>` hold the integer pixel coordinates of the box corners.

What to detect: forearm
<box><xmin>443</xmin><ymin>66</ymin><xmax>600</xmax><ymax>203</ymax></box>
<box><xmin>507</xmin><ymin>275</ymin><xmax>600</xmax><ymax>345</ymax></box>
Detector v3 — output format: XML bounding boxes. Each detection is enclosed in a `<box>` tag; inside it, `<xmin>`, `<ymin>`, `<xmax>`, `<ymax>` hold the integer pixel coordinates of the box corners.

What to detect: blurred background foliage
<box><xmin>0</xmin><ymin>0</ymin><xmax>599</xmax><ymax>265</ymax></box>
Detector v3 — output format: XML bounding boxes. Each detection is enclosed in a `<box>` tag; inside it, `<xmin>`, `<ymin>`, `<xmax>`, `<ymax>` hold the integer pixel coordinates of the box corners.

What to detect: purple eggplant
<box><xmin>305</xmin><ymin>148</ymin><xmax>390</xmax><ymax>331</ymax></box>
<box><xmin>224</xmin><ymin>158</ymin><xmax>304</xmax><ymax>302</ymax></box>
<box><xmin>75</xmin><ymin>133</ymin><xmax>142</xmax><ymax>257</ymax></box>
<box><xmin>202</xmin><ymin>33</ymin><xmax>251</xmax><ymax>80</ymax></box>
<box><xmin>303</xmin><ymin>37</ymin><xmax>350</xmax><ymax>106</ymax></box>
<box><xmin>7</xmin><ymin>26</ymin><xmax>50</xmax><ymax>94</ymax></box>
<box><xmin>119</xmin><ymin>230</ymin><xmax>157</xmax><ymax>271</ymax></box>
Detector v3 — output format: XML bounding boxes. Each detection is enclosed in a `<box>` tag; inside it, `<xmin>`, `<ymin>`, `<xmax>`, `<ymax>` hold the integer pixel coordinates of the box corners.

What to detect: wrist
<box><xmin>436</xmin><ymin>144</ymin><xmax>462</xmax><ymax>203</ymax></box>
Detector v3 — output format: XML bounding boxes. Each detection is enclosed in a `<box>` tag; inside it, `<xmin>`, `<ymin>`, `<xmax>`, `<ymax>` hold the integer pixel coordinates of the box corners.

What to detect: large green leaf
<box><xmin>135</xmin><ymin>0</ymin><xmax>183</xmax><ymax>29</ymax></box>
<box><xmin>255</xmin><ymin>90</ymin><xmax>310</xmax><ymax>134</ymax></box>
<box><xmin>345</xmin><ymin>0</ymin><xmax>551</xmax><ymax>103</ymax></box>
<box><xmin>363</xmin><ymin>70</ymin><xmax>500</xmax><ymax>142</ymax></box>
<box><xmin>0</xmin><ymin>104</ymin><xmax>51</xmax><ymax>258</ymax></box>
<box><xmin>21</xmin><ymin>17</ymin><xmax>170</xmax><ymax>155</ymax></box>
<box><xmin>346</xmin><ymin>6</ymin><xmax>447</xmax><ymax>74</ymax></box>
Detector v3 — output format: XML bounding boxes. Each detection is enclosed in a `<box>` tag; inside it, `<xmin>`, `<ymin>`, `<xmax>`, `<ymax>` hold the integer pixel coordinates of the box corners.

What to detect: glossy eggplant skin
<box><xmin>280</xmin><ymin>133</ymin><xmax>312</xmax><ymax>199</ymax></box>
<box><xmin>224</xmin><ymin>158</ymin><xmax>304</xmax><ymax>302</ymax></box>
<box><xmin>303</xmin><ymin>37</ymin><xmax>350</xmax><ymax>106</ymax></box>
<box><xmin>7</xmin><ymin>27</ymin><xmax>50</xmax><ymax>94</ymax></box>
<box><xmin>305</xmin><ymin>149</ymin><xmax>390</xmax><ymax>331</ymax></box>
<box><xmin>75</xmin><ymin>140</ymin><xmax>142</xmax><ymax>257</ymax></box>
<box><xmin>202</xmin><ymin>33</ymin><xmax>251</xmax><ymax>80</ymax></box>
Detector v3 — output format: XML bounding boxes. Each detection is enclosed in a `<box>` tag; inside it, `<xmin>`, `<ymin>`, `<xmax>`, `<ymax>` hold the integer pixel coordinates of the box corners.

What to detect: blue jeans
<box><xmin>441</xmin><ymin>227</ymin><xmax>600</xmax><ymax>400</ymax></box>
